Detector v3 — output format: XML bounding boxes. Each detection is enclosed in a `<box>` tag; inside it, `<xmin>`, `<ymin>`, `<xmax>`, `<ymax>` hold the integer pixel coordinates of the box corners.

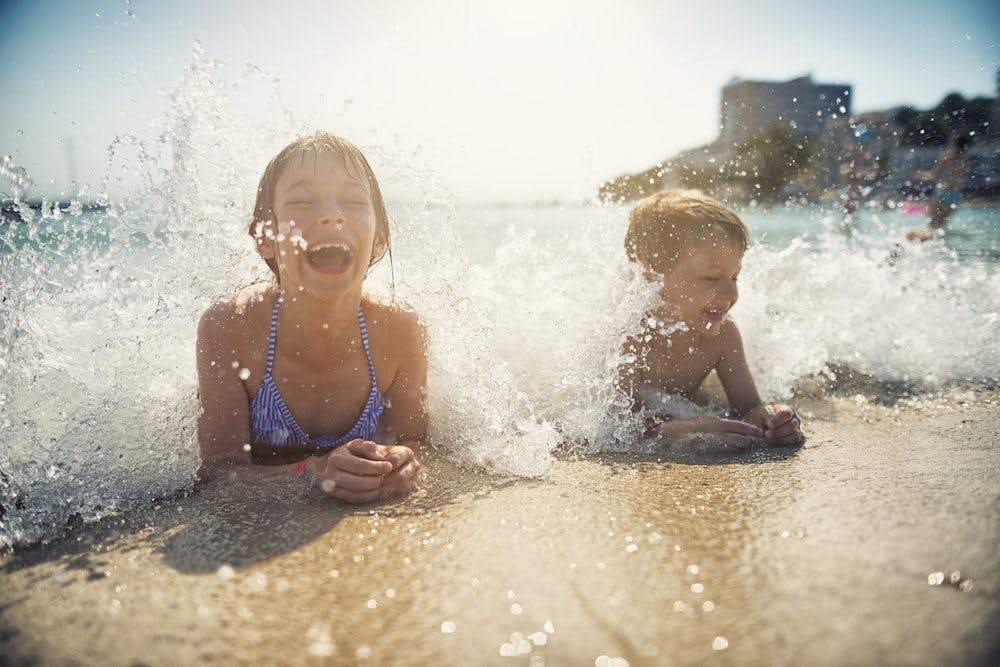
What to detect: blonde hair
<box><xmin>249</xmin><ymin>132</ymin><xmax>391</xmax><ymax>280</ymax></box>
<box><xmin>625</xmin><ymin>189</ymin><xmax>749</xmax><ymax>273</ymax></box>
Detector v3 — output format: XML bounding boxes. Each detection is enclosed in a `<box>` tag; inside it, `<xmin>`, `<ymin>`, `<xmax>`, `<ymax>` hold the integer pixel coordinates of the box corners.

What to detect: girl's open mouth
<box><xmin>306</xmin><ymin>242</ymin><xmax>354</xmax><ymax>273</ymax></box>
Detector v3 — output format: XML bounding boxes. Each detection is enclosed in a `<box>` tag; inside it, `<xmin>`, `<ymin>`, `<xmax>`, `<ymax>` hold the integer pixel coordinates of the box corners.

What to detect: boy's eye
<box><xmin>703</xmin><ymin>275</ymin><xmax>720</xmax><ymax>282</ymax></box>
<box><xmin>288</xmin><ymin>200</ymin><xmax>314</xmax><ymax>206</ymax></box>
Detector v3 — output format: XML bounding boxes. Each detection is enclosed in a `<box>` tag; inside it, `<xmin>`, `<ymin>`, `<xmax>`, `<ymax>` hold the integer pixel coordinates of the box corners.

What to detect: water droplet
<box><xmin>510</xmin><ymin>603</ymin><xmax>523</xmax><ymax>615</ymax></box>
<box><xmin>712</xmin><ymin>636</ymin><xmax>729</xmax><ymax>651</ymax></box>
<box><xmin>928</xmin><ymin>571</ymin><xmax>945</xmax><ymax>586</ymax></box>
<box><xmin>687</xmin><ymin>564</ymin><xmax>699</xmax><ymax>574</ymax></box>
<box><xmin>543</xmin><ymin>619</ymin><xmax>555</xmax><ymax>633</ymax></box>
<box><xmin>499</xmin><ymin>643</ymin><xmax>517</xmax><ymax>657</ymax></box>
<box><xmin>702</xmin><ymin>601</ymin><xmax>715</xmax><ymax>612</ymax></box>
<box><xmin>440</xmin><ymin>621</ymin><xmax>456</xmax><ymax>634</ymax></box>
<box><xmin>691</xmin><ymin>583</ymin><xmax>704</xmax><ymax>593</ymax></box>
<box><xmin>949</xmin><ymin>571</ymin><xmax>961</xmax><ymax>584</ymax></box>
<box><xmin>216</xmin><ymin>565</ymin><xmax>236</xmax><ymax>580</ymax></box>
<box><xmin>672</xmin><ymin>601</ymin><xmax>684</xmax><ymax>612</ymax></box>
<box><xmin>238</xmin><ymin>368</ymin><xmax>251</xmax><ymax>381</ymax></box>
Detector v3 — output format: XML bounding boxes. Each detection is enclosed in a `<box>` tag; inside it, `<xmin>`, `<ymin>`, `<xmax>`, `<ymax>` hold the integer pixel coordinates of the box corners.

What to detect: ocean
<box><xmin>1</xmin><ymin>197</ymin><xmax>998</xmax><ymax>548</ymax></box>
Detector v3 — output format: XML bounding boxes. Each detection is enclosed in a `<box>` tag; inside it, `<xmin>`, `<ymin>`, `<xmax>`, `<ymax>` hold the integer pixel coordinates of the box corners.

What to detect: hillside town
<box><xmin>599</xmin><ymin>71</ymin><xmax>1000</xmax><ymax>210</ymax></box>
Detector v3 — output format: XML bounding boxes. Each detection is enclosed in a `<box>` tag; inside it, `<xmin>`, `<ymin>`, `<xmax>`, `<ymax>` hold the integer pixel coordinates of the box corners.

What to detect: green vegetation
<box><xmin>894</xmin><ymin>92</ymin><xmax>992</xmax><ymax>147</ymax></box>
<box><xmin>728</xmin><ymin>124</ymin><xmax>812</xmax><ymax>201</ymax></box>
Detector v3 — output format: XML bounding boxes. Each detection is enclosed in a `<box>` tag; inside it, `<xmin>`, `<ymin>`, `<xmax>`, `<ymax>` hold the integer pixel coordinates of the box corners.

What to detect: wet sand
<box><xmin>2</xmin><ymin>390</ymin><xmax>999</xmax><ymax>666</ymax></box>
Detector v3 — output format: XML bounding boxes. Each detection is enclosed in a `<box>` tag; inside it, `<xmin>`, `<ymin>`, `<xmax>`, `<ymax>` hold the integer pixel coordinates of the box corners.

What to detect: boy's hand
<box><xmin>747</xmin><ymin>404</ymin><xmax>804</xmax><ymax>446</ymax></box>
<box><xmin>661</xmin><ymin>416</ymin><xmax>763</xmax><ymax>439</ymax></box>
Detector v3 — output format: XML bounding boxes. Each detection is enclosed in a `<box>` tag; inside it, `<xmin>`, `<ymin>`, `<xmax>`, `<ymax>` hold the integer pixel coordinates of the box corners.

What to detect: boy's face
<box><xmin>650</xmin><ymin>238</ymin><xmax>742</xmax><ymax>337</ymax></box>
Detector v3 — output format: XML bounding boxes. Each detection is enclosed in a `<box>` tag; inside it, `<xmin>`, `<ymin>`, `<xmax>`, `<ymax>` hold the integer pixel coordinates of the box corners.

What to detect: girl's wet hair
<box><xmin>249</xmin><ymin>132</ymin><xmax>391</xmax><ymax>281</ymax></box>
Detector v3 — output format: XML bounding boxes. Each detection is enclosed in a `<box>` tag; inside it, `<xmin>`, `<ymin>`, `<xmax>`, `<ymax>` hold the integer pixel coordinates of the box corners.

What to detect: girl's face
<box><xmin>652</xmin><ymin>238</ymin><xmax>742</xmax><ymax>337</ymax></box>
<box><xmin>262</xmin><ymin>150</ymin><xmax>380</xmax><ymax>299</ymax></box>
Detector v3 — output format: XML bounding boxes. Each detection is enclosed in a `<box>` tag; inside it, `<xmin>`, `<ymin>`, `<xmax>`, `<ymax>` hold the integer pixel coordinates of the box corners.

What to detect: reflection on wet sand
<box><xmin>1</xmin><ymin>393</ymin><xmax>998</xmax><ymax>666</ymax></box>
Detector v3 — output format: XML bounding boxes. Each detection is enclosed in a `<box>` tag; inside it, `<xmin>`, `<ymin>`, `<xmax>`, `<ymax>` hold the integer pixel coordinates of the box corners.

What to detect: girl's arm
<box><xmin>373</xmin><ymin>310</ymin><xmax>428</xmax><ymax>496</ymax></box>
<box><xmin>196</xmin><ymin>302</ymin><xmax>254</xmax><ymax>470</ymax></box>
<box><xmin>380</xmin><ymin>310</ymin><xmax>429</xmax><ymax>446</ymax></box>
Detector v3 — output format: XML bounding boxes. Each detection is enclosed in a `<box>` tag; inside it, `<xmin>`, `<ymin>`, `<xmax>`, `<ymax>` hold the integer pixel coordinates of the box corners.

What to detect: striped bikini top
<box><xmin>249</xmin><ymin>298</ymin><xmax>385</xmax><ymax>449</ymax></box>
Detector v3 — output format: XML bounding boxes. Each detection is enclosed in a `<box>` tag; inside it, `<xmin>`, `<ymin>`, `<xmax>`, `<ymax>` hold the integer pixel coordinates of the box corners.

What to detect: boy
<box><xmin>619</xmin><ymin>189</ymin><xmax>803</xmax><ymax>446</ymax></box>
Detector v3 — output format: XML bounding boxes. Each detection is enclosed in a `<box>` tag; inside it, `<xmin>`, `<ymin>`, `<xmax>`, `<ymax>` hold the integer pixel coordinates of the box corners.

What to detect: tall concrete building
<box><xmin>719</xmin><ymin>74</ymin><xmax>852</xmax><ymax>145</ymax></box>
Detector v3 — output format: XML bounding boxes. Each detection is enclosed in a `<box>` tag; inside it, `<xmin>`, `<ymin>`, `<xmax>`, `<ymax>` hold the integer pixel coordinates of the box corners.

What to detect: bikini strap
<box><xmin>264</xmin><ymin>297</ymin><xmax>281</xmax><ymax>376</ymax></box>
<box><xmin>357</xmin><ymin>307</ymin><xmax>378</xmax><ymax>387</ymax></box>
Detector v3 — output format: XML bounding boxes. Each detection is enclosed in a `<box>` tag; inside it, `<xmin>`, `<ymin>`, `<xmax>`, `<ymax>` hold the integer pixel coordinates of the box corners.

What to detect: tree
<box><xmin>728</xmin><ymin>124</ymin><xmax>812</xmax><ymax>202</ymax></box>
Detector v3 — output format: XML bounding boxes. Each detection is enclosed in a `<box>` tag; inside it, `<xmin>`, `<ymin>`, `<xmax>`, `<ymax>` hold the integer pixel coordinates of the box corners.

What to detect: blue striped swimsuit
<box><xmin>249</xmin><ymin>298</ymin><xmax>385</xmax><ymax>455</ymax></box>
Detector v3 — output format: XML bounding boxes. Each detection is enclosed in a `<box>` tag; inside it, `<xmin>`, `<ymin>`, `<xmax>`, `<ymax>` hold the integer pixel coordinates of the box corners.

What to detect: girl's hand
<box><xmin>310</xmin><ymin>439</ymin><xmax>393</xmax><ymax>504</ymax></box>
<box><xmin>660</xmin><ymin>416</ymin><xmax>763</xmax><ymax>439</ymax></box>
<box><xmin>378</xmin><ymin>445</ymin><xmax>422</xmax><ymax>498</ymax></box>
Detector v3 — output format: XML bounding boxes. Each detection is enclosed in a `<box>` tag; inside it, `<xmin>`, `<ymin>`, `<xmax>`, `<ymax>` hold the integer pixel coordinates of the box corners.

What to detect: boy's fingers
<box><xmin>719</xmin><ymin>419</ymin><xmax>764</xmax><ymax>438</ymax></box>
<box><xmin>766</xmin><ymin>418</ymin><xmax>801</xmax><ymax>441</ymax></box>
<box><xmin>767</xmin><ymin>405</ymin><xmax>795</xmax><ymax>428</ymax></box>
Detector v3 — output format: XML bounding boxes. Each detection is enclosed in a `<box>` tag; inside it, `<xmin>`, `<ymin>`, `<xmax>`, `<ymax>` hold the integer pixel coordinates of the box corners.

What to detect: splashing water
<box><xmin>3</xmin><ymin>45</ymin><xmax>999</xmax><ymax>548</ymax></box>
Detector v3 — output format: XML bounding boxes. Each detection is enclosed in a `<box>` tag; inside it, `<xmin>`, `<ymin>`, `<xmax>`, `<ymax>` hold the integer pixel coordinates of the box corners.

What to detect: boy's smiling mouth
<box><xmin>305</xmin><ymin>241</ymin><xmax>354</xmax><ymax>273</ymax></box>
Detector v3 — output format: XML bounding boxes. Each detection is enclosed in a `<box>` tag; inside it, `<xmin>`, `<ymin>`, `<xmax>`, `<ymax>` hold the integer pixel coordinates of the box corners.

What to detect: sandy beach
<box><xmin>2</xmin><ymin>389</ymin><xmax>998</xmax><ymax>667</ymax></box>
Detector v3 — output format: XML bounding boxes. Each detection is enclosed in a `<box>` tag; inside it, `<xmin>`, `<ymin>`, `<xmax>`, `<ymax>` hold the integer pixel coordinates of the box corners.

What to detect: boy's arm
<box><xmin>714</xmin><ymin>320</ymin><xmax>763</xmax><ymax>418</ymax></box>
<box><xmin>196</xmin><ymin>303</ymin><xmax>254</xmax><ymax>470</ymax></box>
<box><xmin>716</xmin><ymin>320</ymin><xmax>803</xmax><ymax>445</ymax></box>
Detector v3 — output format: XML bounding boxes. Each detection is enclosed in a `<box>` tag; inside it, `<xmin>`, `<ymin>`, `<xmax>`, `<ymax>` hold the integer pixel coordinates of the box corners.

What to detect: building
<box><xmin>719</xmin><ymin>74</ymin><xmax>853</xmax><ymax>145</ymax></box>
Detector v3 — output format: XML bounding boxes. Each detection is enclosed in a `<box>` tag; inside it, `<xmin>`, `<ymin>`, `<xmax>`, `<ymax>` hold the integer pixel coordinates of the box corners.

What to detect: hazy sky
<box><xmin>2</xmin><ymin>0</ymin><xmax>998</xmax><ymax>203</ymax></box>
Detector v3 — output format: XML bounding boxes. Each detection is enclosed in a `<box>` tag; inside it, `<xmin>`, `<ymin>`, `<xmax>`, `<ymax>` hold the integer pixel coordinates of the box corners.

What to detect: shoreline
<box><xmin>2</xmin><ymin>390</ymin><xmax>998</xmax><ymax>666</ymax></box>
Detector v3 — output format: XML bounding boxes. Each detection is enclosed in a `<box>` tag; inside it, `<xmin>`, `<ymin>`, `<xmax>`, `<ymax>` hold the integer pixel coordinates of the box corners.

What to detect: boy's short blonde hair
<box><xmin>249</xmin><ymin>132</ymin><xmax>391</xmax><ymax>281</ymax></box>
<box><xmin>625</xmin><ymin>189</ymin><xmax>749</xmax><ymax>274</ymax></box>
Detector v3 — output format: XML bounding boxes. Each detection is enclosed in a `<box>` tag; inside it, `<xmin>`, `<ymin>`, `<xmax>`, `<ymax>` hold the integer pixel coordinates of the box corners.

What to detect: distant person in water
<box><xmin>196</xmin><ymin>132</ymin><xmax>426</xmax><ymax>503</ymax></box>
<box><xmin>906</xmin><ymin>134</ymin><xmax>973</xmax><ymax>242</ymax></box>
<box><xmin>618</xmin><ymin>189</ymin><xmax>804</xmax><ymax>448</ymax></box>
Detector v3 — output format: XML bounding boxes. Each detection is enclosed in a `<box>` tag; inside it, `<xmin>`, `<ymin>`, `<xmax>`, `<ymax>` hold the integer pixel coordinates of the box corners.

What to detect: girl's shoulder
<box><xmin>361</xmin><ymin>297</ymin><xmax>427</xmax><ymax>355</ymax></box>
<box><xmin>198</xmin><ymin>283</ymin><xmax>277</xmax><ymax>347</ymax></box>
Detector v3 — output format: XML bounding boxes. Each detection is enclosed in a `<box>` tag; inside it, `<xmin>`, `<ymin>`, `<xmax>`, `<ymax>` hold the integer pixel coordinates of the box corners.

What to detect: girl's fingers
<box><xmin>331</xmin><ymin>487</ymin><xmax>381</xmax><ymax>504</ymax></box>
<box><xmin>329</xmin><ymin>469</ymin><xmax>383</xmax><ymax>492</ymax></box>
<box><xmin>344</xmin><ymin>439</ymin><xmax>391</xmax><ymax>461</ymax></box>
<box><xmin>381</xmin><ymin>460</ymin><xmax>421</xmax><ymax>497</ymax></box>
<box><xmin>329</xmin><ymin>451</ymin><xmax>393</xmax><ymax>476</ymax></box>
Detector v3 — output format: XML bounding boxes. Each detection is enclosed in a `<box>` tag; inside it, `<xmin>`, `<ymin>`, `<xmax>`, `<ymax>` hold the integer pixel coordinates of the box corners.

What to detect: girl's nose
<box><xmin>318</xmin><ymin>200</ymin><xmax>347</xmax><ymax>224</ymax></box>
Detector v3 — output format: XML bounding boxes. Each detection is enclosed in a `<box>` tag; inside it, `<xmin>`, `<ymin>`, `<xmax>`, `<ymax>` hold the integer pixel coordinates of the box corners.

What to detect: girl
<box><xmin>197</xmin><ymin>132</ymin><xmax>426</xmax><ymax>503</ymax></box>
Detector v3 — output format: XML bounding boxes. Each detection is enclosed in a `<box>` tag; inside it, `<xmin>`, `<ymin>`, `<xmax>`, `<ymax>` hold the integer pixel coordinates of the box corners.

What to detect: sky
<box><xmin>1</xmin><ymin>0</ymin><xmax>998</xmax><ymax>204</ymax></box>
